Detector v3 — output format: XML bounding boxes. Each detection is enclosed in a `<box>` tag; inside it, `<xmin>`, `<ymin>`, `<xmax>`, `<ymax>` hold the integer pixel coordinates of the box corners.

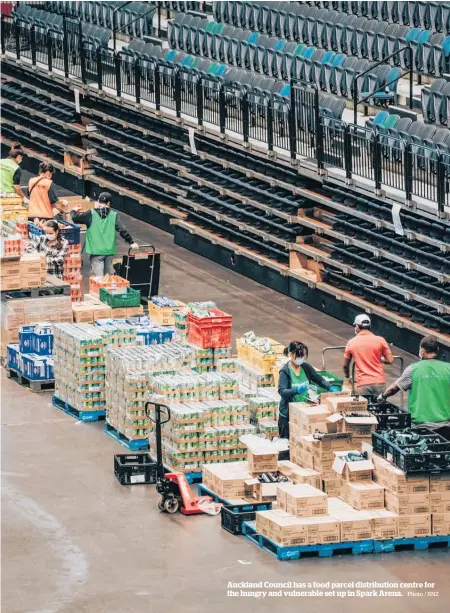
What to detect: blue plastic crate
<box><xmin>6</xmin><ymin>344</ymin><xmax>20</xmax><ymax>370</ymax></box>
<box><xmin>28</xmin><ymin>220</ymin><xmax>80</xmax><ymax>245</ymax></box>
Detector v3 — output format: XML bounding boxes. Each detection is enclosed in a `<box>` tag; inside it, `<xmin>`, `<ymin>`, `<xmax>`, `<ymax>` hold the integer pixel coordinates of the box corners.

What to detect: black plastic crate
<box><xmin>368</xmin><ymin>401</ymin><xmax>412</xmax><ymax>431</ymax></box>
<box><xmin>372</xmin><ymin>432</ymin><xmax>450</xmax><ymax>473</ymax></box>
<box><xmin>114</xmin><ymin>453</ymin><xmax>158</xmax><ymax>485</ymax></box>
<box><xmin>221</xmin><ymin>502</ymin><xmax>272</xmax><ymax>535</ymax></box>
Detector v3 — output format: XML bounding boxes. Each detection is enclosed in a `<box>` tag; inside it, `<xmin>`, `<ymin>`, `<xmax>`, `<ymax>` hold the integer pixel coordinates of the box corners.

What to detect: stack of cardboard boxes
<box><xmin>72</xmin><ymin>294</ymin><xmax>144</xmax><ymax>323</ymax></box>
<box><xmin>1</xmin><ymin>293</ymin><xmax>73</xmax><ymax>358</ymax></box>
<box><xmin>1</xmin><ymin>253</ymin><xmax>47</xmax><ymax>291</ymax></box>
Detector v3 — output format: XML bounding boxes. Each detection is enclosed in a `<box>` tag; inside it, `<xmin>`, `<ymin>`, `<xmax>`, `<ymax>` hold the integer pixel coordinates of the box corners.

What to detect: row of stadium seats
<box><xmin>366</xmin><ymin>111</ymin><xmax>450</xmax><ymax>158</ymax></box>
<box><xmin>13</xmin><ymin>5</ymin><xmax>112</xmax><ymax>47</ymax></box>
<box><xmin>214</xmin><ymin>2</ymin><xmax>450</xmax><ymax>35</ymax></box>
<box><xmin>166</xmin><ymin>19</ymin><xmax>402</xmax><ymax>102</ymax></box>
<box><xmin>192</xmin><ymin>13</ymin><xmax>450</xmax><ymax>77</ymax></box>
<box><xmin>43</xmin><ymin>1</ymin><xmax>156</xmax><ymax>37</ymax></box>
<box><xmin>1</xmin><ymin>82</ymin><xmax>78</xmax><ymax>122</ymax></box>
<box><xmin>422</xmin><ymin>79</ymin><xmax>450</xmax><ymax>125</ymax></box>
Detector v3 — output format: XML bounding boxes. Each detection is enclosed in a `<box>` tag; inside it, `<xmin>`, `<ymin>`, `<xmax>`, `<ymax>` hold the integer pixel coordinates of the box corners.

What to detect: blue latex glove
<box><xmin>295</xmin><ymin>383</ymin><xmax>309</xmax><ymax>394</ymax></box>
<box><xmin>328</xmin><ymin>385</ymin><xmax>341</xmax><ymax>392</ymax></box>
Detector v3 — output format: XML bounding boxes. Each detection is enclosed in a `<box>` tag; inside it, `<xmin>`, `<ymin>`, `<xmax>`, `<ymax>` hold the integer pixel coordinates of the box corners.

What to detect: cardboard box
<box><xmin>109</xmin><ymin>307</ymin><xmax>128</xmax><ymax>319</ymax></box>
<box><xmin>322</xmin><ymin>478</ymin><xmax>342</xmax><ymax>497</ymax></box>
<box><xmin>341</xmin><ymin>481</ymin><xmax>385</xmax><ymax>510</ymax></box>
<box><xmin>126</xmin><ymin>305</ymin><xmax>144</xmax><ymax>317</ymax></box>
<box><xmin>385</xmin><ymin>491</ymin><xmax>430</xmax><ymax>515</ymax></box>
<box><xmin>285</xmin><ymin>484</ymin><xmax>328</xmax><ymax>518</ymax></box>
<box><xmin>72</xmin><ymin>304</ymin><xmax>94</xmax><ymax>323</ymax></box>
<box><xmin>1</xmin><ymin>260</ymin><xmax>21</xmax><ymax>277</ymax></box>
<box><xmin>1</xmin><ymin>275</ymin><xmax>22</xmax><ymax>291</ymax></box>
<box><xmin>277</xmin><ymin>483</ymin><xmax>303</xmax><ymax>511</ymax></box>
<box><xmin>430</xmin><ymin>473</ymin><xmax>450</xmax><ymax>494</ymax></box>
<box><xmin>398</xmin><ymin>514</ymin><xmax>431</xmax><ymax>538</ymax></box>
<box><xmin>336</xmin><ymin>413</ymin><xmax>378</xmax><ymax>437</ymax></box>
<box><xmin>431</xmin><ymin>512</ymin><xmax>450</xmax><ymax>535</ymax></box>
<box><xmin>256</xmin><ymin>511</ymin><xmax>340</xmax><ymax>546</ymax></box>
<box><xmin>329</xmin><ymin>500</ymin><xmax>373</xmax><ymax>542</ymax></box>
<box><xmin>299</xmin><ymin>516</ymin><xmax>341</xmax><ymax>545</ymax></box>
<box><xmin>333</xmin><ymin>450</ymin><xmax>374</xmax><ymax>482</ymax></box>
<box><xmin>245</xmin><ymin>479</ymin><xmax>278</xmax><ymax>503</ymax></box>
<box><xmin>323</xmin><ymin>395</ymin><xmax>368</xmax><ymax>414</ymax></box>
<box><xmin>92</xmin><ymin>304</ymin><xmax>112</xmax><ymax>320</ymax></box>
<box><xmin>430</xmin><ymin>498</ymin><xmax>450</xmax><ymax>514</ymax></box>
<box><xmin>277</xmin><ymin>462</ymin><xmax>321</xmax><ymax>489</ymax></box>
<box><xmin>289</xmin><ymin>403</ymin><xmax>332</xmax><ymax>435</ymax></box>
<box><xmin>298</xmin><ymin>433</ymin><xmax>354</xmax><ymax>458</ymax></box>
<box><xmin>372</xmin><ymin>455</ymin><xmax>430</xmax><ymax>495</ymax></box>
<box><xmin>367</xmin><ymin>509</ymin><xmax>399</xmax><ymax>539</ymax></box>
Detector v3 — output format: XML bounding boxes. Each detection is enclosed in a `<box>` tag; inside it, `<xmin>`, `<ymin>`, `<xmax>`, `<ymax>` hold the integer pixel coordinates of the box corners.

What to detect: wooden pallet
<box><xmin>6</xmin><ymin>366</ymin><xmax>55</xmax><ymax>393</ymax></box>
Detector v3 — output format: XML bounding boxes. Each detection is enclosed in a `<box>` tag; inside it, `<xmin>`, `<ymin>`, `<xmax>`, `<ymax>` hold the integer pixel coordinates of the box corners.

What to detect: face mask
<box><xmin>98</xmin><ymin>207</ymin><xmax>110</xmax><ymax>218</ymax></box>
<box><xmin>46</xmin><ymin>233</ymin><xmax>56</xmax><ymax>241</ymax></box>
<box><xmin>294</xmin><ymin>357</ymin><xmax>305</xmax><ymax>366</ymax></box>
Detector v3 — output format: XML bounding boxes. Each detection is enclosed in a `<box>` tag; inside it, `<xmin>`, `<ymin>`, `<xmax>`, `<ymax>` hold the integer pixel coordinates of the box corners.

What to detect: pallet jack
<box><xmin>146</xmin><ymin>401</ymin><xmax>219</xmax><ymax>515</ymax></box>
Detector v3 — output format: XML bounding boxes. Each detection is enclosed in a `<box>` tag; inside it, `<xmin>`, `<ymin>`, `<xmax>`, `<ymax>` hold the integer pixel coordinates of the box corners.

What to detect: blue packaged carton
<box><xmin>19</xmin><ymin>326</ymin><xmax>35</xmax><ymax>354</ymax></box>
<box><xmin>21</xmin><ymin>354</ymin><xmax>49</xmax><ymax>381</ymax></box>
<box><xmin>33</xmin><ymin>324</ymin><xmax>53</xmax><ymax>356</ymax></box>
<box><xmin>6</xmin><ymin>344</ymin><xmax>20</xmax><ymax>371</ymax></box>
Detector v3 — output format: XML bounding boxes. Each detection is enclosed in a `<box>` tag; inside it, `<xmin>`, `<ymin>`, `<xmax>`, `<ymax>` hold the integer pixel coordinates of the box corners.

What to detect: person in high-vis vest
<box><xmin>71</xmin><ymin>192</ymin><xmax>138</xmax><ymax>276</ymax></box>
<box><xmin>379</xmin><ymin>336</ymin><xmax>450</xmax><ymax>440</ymax></box>
<box><xmin>28</xmin><ymin>162</ymin><xmax>67</xmax><ymax>221</ymax></box>
<box><xmin>0</xmin><ymin>148</ymin><xmax>29</xmax><ymax>203</ymax></box>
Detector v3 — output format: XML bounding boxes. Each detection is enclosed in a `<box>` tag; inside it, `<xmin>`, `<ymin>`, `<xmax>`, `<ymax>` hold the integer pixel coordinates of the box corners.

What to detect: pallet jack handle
<box><xmin>145</xmin><ymin>401</ymin><xmax>171</xmax><ymax>480</ymax></box>
<box><xmin>124</xmin><ymin>244</ymin><xmax>156</xmax><ymax>301</ymax></box>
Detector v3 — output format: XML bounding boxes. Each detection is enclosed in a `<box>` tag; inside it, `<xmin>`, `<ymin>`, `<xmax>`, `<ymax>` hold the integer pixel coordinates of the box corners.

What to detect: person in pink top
<box><xmin>343</xmin><ymin>314</ymin><xmax>394</xmax><ymax>398</ymax></box>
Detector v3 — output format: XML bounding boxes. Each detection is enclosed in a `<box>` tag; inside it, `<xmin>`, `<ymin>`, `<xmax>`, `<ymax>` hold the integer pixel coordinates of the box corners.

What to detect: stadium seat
<box><xmin>421</xmin><ymin>78</ymin><xmax>447</xmax><ymax>123</ymax></box>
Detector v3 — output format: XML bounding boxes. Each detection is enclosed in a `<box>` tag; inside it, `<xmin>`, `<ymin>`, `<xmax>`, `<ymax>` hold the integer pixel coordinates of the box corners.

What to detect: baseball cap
<box><xmin>98</xmin><ymin>192</ymin><xmax>112</xmax><ymax>204</ymax></box>
<box><xmin>353</xmin><ymin>314</ymin><xmax>371</xmax><ymax>327</ymax></box>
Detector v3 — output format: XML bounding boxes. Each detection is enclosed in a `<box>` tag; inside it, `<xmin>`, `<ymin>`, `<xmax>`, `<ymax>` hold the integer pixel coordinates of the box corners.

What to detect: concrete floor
<box><xmin>2</xmin><ymin>213</ymin><xmax>449</xmax><ymax>613</ymax></box>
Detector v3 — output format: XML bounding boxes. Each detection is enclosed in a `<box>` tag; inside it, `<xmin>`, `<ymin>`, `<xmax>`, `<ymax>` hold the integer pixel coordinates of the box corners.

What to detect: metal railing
<box><xmin>1</xmin><ymin>15</ymin><xmax>449</xmax><ymax>216</ymax></box>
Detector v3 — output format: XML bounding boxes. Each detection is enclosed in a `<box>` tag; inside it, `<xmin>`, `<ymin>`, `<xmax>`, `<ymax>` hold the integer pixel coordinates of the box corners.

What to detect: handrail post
<box><xmin>437</xmin><ymin>153</ymin><xmax>445</xmax><ymax>216</ymax></box>
<box><xmin>1</xmin><ymin>16</ymin><xmax>6</xmax><ymax>55</ymax></box>
<box><xmin>267</xmin><ymin>98</ymin><xmax>274</xmax><ymax>152</ymax></box>
<box><xmin>155</xmin><ymin>64</ymin><xmax>161</xmax><ymax>110</ymax></box>
<box><xmin>30</xmin><ymin>25</ymin><xmax>36</xmax><ymax>65</ymax></box>
<box><xmin>96</xmin><ymin>47</ymin><xmax>102</xmax><ymax>90</ymax></box>
<box><xmin>62</xmin><ymin>17</ymin><xmax>69</xmax><ymax>77</ymax></box>
<box><xmin>80</xmin><ymin>41</ymin><xmax>87</xmax><ymax>84</ymax></box>
<box><xmin>135</xmin><ymin>59</ymin><xmax>141</xmax><ymax>103</ymax></box>
<box><xmin>242</xmin><ymin>90</ymin><xmax>249</xmax><ymax>143</ymax></box>
<box><xmin>47</xmin><ymin>30</ymin><xmax>52</xmax><ymax>71</ymax></box>
<box><xmin>315</xmin><ymin>88</ymin><xmax>324</xmax><ymax>171</ymax></box>
<box><xmin>344</xmin><ymin>124</ymin><xmax>352</xmax><ymax>180</ymax></box>
<box><xmin>219</xmin><ymin>83</ymin><xmax>226</xmax><ymax>134</ymax></box>
<box><xmin>289</xmin><ymin>81</ymin><xmax>297</xmax><ymax>161</ymax></box>
<box><xmin>174</xmin><ymin>69</ymin><xmax>181</xmax><ymax>118</ymax></box>
<box><xmin>196</xmin><ymin>76</ymin><xmax>203</xmax><ymax>127</ymax></box>
<box><xmin>373</xmin><ymin>130</ymin><xmax>382</xmax><ymax>191</ymax></box>
<box><xmin>15</xmin><ymin>20</ymin><xmax>20</xmax><ymax>59</ymax></box>
<box><xmin>409</xmin><ymin>46</ymin><xmax>413</xmax><ymax>109</ymax></box>
<box><xmin>115</xmin><ymin>53</ymin><xmax>121</xmax><ymax>97</ymax></box>
<box><xmin>404</xmin><ymin>143</ymin><xmax>412</xmax><ymax>202</ymax></box>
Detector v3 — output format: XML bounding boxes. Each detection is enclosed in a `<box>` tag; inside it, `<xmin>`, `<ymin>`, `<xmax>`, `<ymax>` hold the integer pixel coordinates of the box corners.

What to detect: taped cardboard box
<box><xmin>322</xmin><ymin>478</ymin><xmax>342</xmax><ymax>497</ymax></box>
<box><xmin>367</xmin><ymin>509</ymin><xmax>398</xmax><ymax>539</ymax></box>
<box><xmin>72</xmin><ymin>303</ymin><xmax>94</xmax><ymax>323</ymax></box>
<box><xmin>385</xmin><ymin>490</ymin><xmax>430</xmax><ymax>515</ymax></box>
<box><xmin>289</xmin><ymin>403</ymin><xmax>332</xmax><ymax>434</ymax></box>
<box><xmin>256</xmin><ymin>511</ymin><xmax>340</xmax><ymax>546</ymax></box>
<box><xmin>256</xmin><ymin>509</ymin><xmax>291</xmax><ymax>540</ymax></box>
<box><xmin>245</xmin><ymin>479</ymin><xmax>279</xmax><ymax>503</ymax></box>
<box><xmin>341</xmin><ymin>481</ymin><xmax>385</xmax><ymax>511</ymax></box>
<box><xmin>430</xmin><ymin>472</ymin><xmax>450</xmax><ymax>494</ymax></box>
<box><xmin>430</xmin><ymin>499</ymin><xmax>450</xmax><ymax>514</ymax></box>
<box><xmin>336</xmin><ymin>412</ymin><xmax>378</xmax><ymax>437</ymax></box>
<box><xmin>323</xmin><ymin>395</ymin><xmax>368</xmax><ymax>414</ymax></box>
<box><xmin>276</xmin><ymin>483</ymin><xmax>301</xmax><ymax>511</ymax></box>
<box><xmin>285</xmin><ymin>484</ymin><xmax>328</xmax><ymax>518</ymax></box>
<box><xmin>278</xmin><ymin>462</ymin><xmax>321</xmax><ymax>489</ymax></box>
<box><xmin>431</xmin><ymin>512</ymin><xmax>450</xmax><ymax>535</ymax></box>
<box><xmin>373</xmin><ymin>455</ymin><xmax>430</xmax><ymax>495</ymax></box>
<box><xmin>298</xmin><ymin>433</ymin><xmax>354</xmax><ymax>458</ymax></box>
<box><xmin>328</xmin><ymin>498</ymin><xmax>373</xmax><ymax>542</ymax></box>
<box><xmin>333</xmin><ymin>450</ymin><xmax>374</xmax><ymax>482</ymax></box>
<box><xmin>398</xmin><ymin>513</ymin><xmax>431</xmax><ymax>538</ymax></box>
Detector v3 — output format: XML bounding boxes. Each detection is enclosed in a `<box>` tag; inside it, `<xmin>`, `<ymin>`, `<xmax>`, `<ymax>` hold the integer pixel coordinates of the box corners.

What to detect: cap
<box><xmin>353</xmin><ymin>314</ymin><xmax>371</xmax><ymax>327</ymax></box>
<box><xmin>98</xmin><ymin>192</ymin><xmax>112</xmax><ymax>204</ymax></box>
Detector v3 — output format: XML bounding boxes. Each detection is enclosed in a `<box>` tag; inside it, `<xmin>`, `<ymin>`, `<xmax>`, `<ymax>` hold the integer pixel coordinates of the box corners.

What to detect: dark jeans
<box><xmin>278</xmin><ymin>416</ymin><xmax>290</xmax><ymax>461</ymax></box>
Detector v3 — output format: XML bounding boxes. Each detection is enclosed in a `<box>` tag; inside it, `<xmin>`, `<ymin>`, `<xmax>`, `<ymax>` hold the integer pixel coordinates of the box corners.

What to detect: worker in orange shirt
<box><xmin>343</xmin><ymin>314</ymin><xmax>394</xmax><ymax>398</ymax></box>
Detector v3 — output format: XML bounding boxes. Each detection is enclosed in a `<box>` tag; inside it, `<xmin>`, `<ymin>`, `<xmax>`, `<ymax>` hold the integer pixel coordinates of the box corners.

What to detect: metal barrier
<box><xmin>2</xmin><ymin>13</ymin><xmax>449</xmax><ymax>215</ymax></box>
<box><xmin>321</xmin><ymin>346</ymin><xmax>346</xmax><ymax>371</ymax></box>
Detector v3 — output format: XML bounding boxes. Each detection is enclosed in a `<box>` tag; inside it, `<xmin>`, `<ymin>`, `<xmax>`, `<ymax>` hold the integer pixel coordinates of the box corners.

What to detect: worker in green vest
<box><xmin>379</xmin><ymin>336</ymin><xmax>450</xmax><ymax>439</ymax></box>
<box><xmin>0</xmin><ymin>147</ymin><xmax>29</xmax><ymax>202</ymax></box>
<box><xmin>71</xmin><ymin>192</ymin><xmax>138</xmax><ymax>276</ymax></box>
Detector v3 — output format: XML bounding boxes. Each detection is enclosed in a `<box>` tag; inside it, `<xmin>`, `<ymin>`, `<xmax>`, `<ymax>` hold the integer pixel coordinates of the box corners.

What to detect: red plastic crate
<box><xmin>187</xmin><ymin>309</ymin><xmax>232</xmax><ymax>349</ymax></box>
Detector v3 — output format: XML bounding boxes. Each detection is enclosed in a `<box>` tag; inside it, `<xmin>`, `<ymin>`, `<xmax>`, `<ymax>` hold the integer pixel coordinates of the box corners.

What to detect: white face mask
<box><xmin>294</xmin><ymin>357</ymin><xmax>305</xmax><ymax>366</ymax></box>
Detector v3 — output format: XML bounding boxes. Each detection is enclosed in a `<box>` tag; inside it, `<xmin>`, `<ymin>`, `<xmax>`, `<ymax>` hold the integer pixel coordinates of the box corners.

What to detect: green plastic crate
<box><xmin>316</xmin><ymin>370</ymin><xmax>344</xmax><ymax>391</ymax></box>
<box><xmin>99</xmin><ymin>286</ymin><xmax>141</xmax><ymax>308</ymax></box>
